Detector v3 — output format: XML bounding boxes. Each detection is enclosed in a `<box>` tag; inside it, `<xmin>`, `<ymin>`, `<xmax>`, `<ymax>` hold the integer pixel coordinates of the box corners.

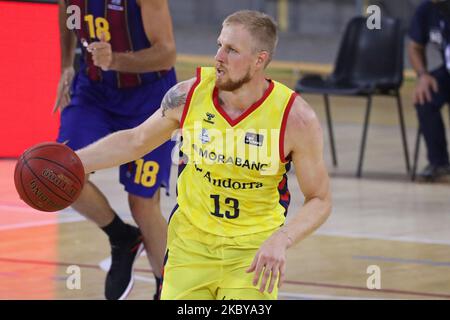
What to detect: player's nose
<box><xmin>215</xmin><ymin>47</ymin><xmax>226</xmax><ymax>63</ymax></box>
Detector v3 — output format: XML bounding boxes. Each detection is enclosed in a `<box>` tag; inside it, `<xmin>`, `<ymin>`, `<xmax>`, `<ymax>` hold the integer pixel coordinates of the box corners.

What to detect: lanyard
<box><xmin>439</xmin><ymin>18</ymin><xmax>450</xmax><ymax>71</ymax></box>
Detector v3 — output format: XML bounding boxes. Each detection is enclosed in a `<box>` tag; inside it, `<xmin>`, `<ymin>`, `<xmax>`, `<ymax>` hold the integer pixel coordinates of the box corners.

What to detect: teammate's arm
<box><xmin>58</xmin><ymin>0</ymin><xmax>77</xmax><ymax>70</ymax></box>
<box><xmin>76</xmin><ymin>78</ymin><xmax>195</xmax><ymax>173</ymax></box>
<box><xmin>53</xmin><ymin>0</ymin><xmax>77</xmax><ymax>112</ymax></box>
<box><xmin>247</xmin><ymin>96</ymin><xmax>332</xmax><ymax>293</ymax></box>
<box><xmin>88</xmin><ymin>0</ymin><xmax>176</xmax><ymax>72</ymax></box>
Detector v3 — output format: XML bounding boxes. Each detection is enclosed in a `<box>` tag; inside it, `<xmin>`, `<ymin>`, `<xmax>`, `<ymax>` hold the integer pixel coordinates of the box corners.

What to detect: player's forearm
<box><xmin>76</xmin><ymin>110</ymin><xmax>178</xmax><ymax>173</ymax></box>
<box><xmin>280</xmin><ymin>194</ymin><xmax>332</xmax><ymax>248</ymax></box>
<box><xmin>408</xmin><ymin>42</ymin><xmax>428</xmax><ymax>76</ymax></box>
<box><xmin>76</xmin><ymin>129</ymin><xmax>150</xmax><ymax>174</ymax></box>
<box><xmin>58</xmin><ymin>0</ymin><xmax>77</xmax><ymax>71</ymax></box>
<box><xmin>110</xmin><ymin>43</ymin><xmax>176</xmax><ymax>73</ymax></box>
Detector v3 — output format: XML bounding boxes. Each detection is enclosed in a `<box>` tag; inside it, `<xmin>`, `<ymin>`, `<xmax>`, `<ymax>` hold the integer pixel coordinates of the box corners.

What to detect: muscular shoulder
<box><xmin>161</xmin><ymin>77</ymin><xmax>197</xmax><ymax>123</ymax></box>
<box><xmin>284</xmin><ymin>95</ymin><xmax>323</xmax><ymax>157</ymax></box>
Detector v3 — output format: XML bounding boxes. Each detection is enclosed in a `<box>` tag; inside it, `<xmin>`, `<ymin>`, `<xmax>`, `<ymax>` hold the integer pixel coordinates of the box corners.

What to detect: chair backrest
<box><xmin>331</xmin><ymin>16</ymin><xmax>404</xmax><ymax>91</ymax></box>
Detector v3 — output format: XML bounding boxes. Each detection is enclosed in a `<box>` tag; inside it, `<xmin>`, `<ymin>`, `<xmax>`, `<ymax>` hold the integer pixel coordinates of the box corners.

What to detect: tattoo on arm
<box><xmin>161</xmin><ymin>84</ymin><xmax>187</xmax><ymax>117</ymax></box>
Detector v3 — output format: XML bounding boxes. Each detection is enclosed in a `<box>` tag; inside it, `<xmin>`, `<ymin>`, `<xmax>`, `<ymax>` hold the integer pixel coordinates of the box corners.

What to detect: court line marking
<box><xmin>0</xmin><ymin>257</ymin><xmax>448</xmax><ymax>299</ymax></box>
<box><xmin>0</xmin><ymin>216</ymin><xmax>85</xmax><ymax>231</ymax></box>
<box><xmin>99</xmin><ymin>258</ymin><xmax>391</xmax><ymax>300</ymax></box>
<box><xmin>284</xmin><ymin>279</ymin><xmax>450</xmax><ymax>299</ymax></box>
<box><xmin>0</xmin><ymin>204</ymin><xmax>86</xmax><ymax>231</ymax></box>
<box><xmin>0</xmin><ymin>204</ymin><xmax>132</xmax><ymax>231</ymax></box>
<box><xmin>353</xmin><ymin>255</ymin><xmax>450</xmax><ymax>267</ymax></box>
<box><xmin>2</xmin><ymin>204</ymin><xmax>450</xmax><ymax>246</ymax></box>
<box><xmin>277</xmin><ymin>292</ymin><xmax>385</xmax><ymax>300</ymax></box>
<box><xmin>130</xmin><ymin>274</ymin><xmax>385</xmax><ymax>300</ymax></box>
<box><xmin>315</xmin><ymin>230</ymin><xmax>450</xmax><ymax>246</ymax></box>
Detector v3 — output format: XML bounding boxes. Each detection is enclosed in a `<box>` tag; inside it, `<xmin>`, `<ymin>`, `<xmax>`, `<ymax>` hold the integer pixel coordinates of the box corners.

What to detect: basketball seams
<box><xmin>23</xmin><ymin>158</ymin><xmax>73</xmax><ymax>204</ymax></box>
<box><xmin>15</xmin><ymin>142</ymin><xmax>85</xmax><ymax>212</ymax></box>
<box><xmin>28</xmin><ymin>156</ymin><xmax>83</xmax><ymax>186</ymax></box>
<box><xmin>19</xmin><ymin>167</ymin><xmax>36</xmax><ymax>210</ymax></box>
<box><xmin>20</xmin><ymin>161</ymin><xmax>54</xmax><ymax>212</ymax></box>
<box><xmin>23</xmin><ymin>143</ymin><xmax>84</xmax><ymax>186</ymax></box>
<box><xmin>22</xmin><ymin>143</ymin><xmax>63</xmax><ymax>159</ymax></box>
<box><xmin>16</xmin><ymin>156</ymin><xmax>37</xmax><ymax>210</ymax></box>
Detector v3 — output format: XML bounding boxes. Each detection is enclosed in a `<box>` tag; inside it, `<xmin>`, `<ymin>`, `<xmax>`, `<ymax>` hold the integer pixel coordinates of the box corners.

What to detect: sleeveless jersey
<box><xmin>67</xmin><ymin>0</ymin><xmax>174</xmax><ymax>88</ymax></box>
<box><xmin>174</xmin><ymin>67</ymin><xmax>297</xmax><ymax>237</ymax></box>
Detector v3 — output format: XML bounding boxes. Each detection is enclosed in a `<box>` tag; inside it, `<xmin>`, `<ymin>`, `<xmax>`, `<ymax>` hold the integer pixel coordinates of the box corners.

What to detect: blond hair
<box><xmin>223</xmin><ymin>10</ymin><xmax>278</xmax><ymax>67</ymax></box>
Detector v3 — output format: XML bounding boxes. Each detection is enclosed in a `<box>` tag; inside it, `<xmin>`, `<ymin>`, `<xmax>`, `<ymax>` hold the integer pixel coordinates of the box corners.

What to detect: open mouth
<box><xmin>216</xmin><ymin>66</ymin><xmax>226</xmax><ymax>77</ymax></box>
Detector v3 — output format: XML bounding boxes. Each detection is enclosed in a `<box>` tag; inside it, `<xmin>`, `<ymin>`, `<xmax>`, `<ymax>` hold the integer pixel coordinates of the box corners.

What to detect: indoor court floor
<box><xmin>1</xmin><ymin>75</ymin><xmax>449</xmax><ymax>300</ymax></box>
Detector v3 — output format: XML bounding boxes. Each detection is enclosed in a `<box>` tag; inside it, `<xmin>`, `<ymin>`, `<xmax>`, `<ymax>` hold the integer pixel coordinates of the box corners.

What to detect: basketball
<box><xmin>14</xmin><ymin>142</ymin><xmax>85</xmax><ymax>212</ymax></box>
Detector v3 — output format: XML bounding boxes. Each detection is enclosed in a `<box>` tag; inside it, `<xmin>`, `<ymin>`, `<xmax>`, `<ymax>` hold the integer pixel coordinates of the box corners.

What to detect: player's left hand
<box><xmin>87</xmin><ymin>32</ymin><xmax>115</xmax><ymax>71</ymax></box>
<box><xmin>53</xmin><ymin>66</ymin><xmax>75</xmax><ymax>113</ymax></box>
<box><xmin>246</xmin><ymin>228</ymin><xmax>292</xmax><ymax>293</ymax></box>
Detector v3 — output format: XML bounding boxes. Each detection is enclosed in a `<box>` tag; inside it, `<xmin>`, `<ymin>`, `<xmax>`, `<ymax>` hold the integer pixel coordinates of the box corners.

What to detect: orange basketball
<box><xmin>14</xmin><ymin>142</ymin><xmax>85</xmax><ymax>212</ymax></box>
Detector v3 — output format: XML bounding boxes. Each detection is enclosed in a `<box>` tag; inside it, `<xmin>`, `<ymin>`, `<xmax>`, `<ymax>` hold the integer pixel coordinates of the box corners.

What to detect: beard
<box><xmin>215</xmin><ymin>67</ymin><xmax>252</xmax><ymax>91</ymax></box>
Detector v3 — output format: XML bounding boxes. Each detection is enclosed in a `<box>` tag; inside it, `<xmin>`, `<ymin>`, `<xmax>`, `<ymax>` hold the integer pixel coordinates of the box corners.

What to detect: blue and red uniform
<box><xmin>57</xmin><ymin>0</ymin><xmax>177</xmax><ymax>197</ymax></box>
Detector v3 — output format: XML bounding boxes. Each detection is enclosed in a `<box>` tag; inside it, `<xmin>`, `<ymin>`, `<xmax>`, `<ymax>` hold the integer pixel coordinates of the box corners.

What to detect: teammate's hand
<box><xmin>53</xmin><ymin>66</ymin><xmax>75</xmax><ymax>114</ymax></box>
<box><xmin>246</xmin><ymin>229</ymin><xmax>291</xmax><ymax>293</ymax></box>
<box><xmin>88</xmin><ymin>32</ymin><xmax>115</xmax><ymax>71</ymax></box>
<box><xmin>414</xmin><ymin>73</ymin><xmax>439</xmax><ymax>105</ymax></box>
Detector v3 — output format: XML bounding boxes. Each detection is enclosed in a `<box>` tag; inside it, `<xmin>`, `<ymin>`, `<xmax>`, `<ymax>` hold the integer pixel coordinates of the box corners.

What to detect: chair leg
<box><xmin>395</xmin><ymin>91</ymin><xmax>410</xmax><ymax>174</ymax></box>
<box><xmin>357</xmin><ymin>95</ymin><xmax>372</xmax><ymax>178</ymax></box>
<box><xmin>324</xmin><ymin>94</ymin><xmax>338</xmax><ymax>167</ymax></box>
<box><xmin>411</xmin><ymin>127</ymin><xmax>421</xmax><ymax>181</ymax></box>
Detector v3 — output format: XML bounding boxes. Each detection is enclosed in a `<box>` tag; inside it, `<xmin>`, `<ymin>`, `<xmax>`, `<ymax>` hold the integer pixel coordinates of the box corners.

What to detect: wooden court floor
<box><xmin>1</xmin><ymin>80</ymin><xmax>449</xmax><ymax>300</ymax></box>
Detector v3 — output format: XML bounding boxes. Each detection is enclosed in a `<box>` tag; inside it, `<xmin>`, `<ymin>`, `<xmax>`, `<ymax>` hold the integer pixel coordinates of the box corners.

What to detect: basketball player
<box><xmin>54</xmin><ymin>0</ymin><xmax>177</xmax><ymax>299</ymax></box>
<box><xmin>76</xmin><ymin>10</ymin><xmax>332</xmax><ymax>299</ymax></box>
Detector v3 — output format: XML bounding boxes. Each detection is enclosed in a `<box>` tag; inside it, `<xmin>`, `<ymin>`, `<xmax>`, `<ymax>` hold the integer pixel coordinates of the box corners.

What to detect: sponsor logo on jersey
<box><xmin>198</xmin><ymin>167</ymin><xmax>263</xmax><ymax>190</ymax></box>
<box><xmin>192</xmin><ymin>144</ymin><xmax>269</xmax><ymax>171</ymax></box>
<box><xmin>199</xmin><ymin>128</ymin><xmax>210</xmax><ymax>144</ymax></box>
<box><xmin>244</xmin><ymin>132</ymin><xmax>264</xmax><ymax>147</ymax></box>
<box><xmin>203</xmin><ymin>112</ymin><xmax>215</xmax><ymax>124</ymax></box>
<box><xmin>108</xmin><ymin>0</ymin><xmax>123</xmax><ymax>11</ymax></box>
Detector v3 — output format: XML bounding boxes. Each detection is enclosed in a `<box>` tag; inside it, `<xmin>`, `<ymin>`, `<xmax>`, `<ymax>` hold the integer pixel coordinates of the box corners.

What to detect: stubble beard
<box><xmin>215</xmin><ymin>67</ymin><xmax>252</xmax><ymax>92</ymax></box>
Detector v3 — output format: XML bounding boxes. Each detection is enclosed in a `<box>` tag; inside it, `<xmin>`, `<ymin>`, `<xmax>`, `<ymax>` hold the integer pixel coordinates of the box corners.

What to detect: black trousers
<box><xmin>415</xmin><ymin>66</ymin><xmax>450</xmax><ymax>166</ymax></box>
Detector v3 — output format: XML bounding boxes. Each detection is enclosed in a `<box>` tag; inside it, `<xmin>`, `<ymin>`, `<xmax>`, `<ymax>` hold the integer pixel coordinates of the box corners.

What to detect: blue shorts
<box><xmin>57</xmin><ymin>71</ymin><xmax>177</xmax><ymax>198</ymax></box>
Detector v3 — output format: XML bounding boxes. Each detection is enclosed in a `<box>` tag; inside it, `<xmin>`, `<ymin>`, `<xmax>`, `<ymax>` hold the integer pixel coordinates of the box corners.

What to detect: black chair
<box><xmin>411</xmin><ymin>105</ymin><xmax>450</xmax><ymax>181</ymax></box>
<box><xmin>295</xmin><ymin>16</ymin><xmax>410</xmax><ymax>177</ymax></box>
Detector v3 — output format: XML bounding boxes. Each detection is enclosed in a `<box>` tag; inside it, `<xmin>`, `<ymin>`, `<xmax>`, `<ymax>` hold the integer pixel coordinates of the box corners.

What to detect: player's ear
<box><xmin>256</xmin><ymin>51</ymin><xmax>269</xmax><ymax>68</ymax></box>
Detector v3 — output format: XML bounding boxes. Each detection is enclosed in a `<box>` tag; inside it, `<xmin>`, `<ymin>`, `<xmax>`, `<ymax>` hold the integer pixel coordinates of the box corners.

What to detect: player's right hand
<box><xmin>414</xmin><ymin>73</ymin><xmax>439</xmax><ymax>105</ymax></box>
<box><xmin>53</xmin><ymin>67</ymin><xmax>75</xmax><ymax>113</ymax></box>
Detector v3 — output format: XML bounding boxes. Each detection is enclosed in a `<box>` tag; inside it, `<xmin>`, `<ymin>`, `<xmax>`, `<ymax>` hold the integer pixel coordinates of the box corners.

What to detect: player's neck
<box><xmin>218</xmin><ymin>74</ymin><xmax>269</xmax><ymax>113</ymax></box>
